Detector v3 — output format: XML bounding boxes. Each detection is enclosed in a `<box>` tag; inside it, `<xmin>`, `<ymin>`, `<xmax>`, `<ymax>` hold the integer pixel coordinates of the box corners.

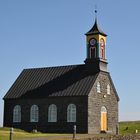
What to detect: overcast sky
<box><xmin>0</xmin><ymin>0</ymin><xmax>140</xmax><ymax>126</ymax></box>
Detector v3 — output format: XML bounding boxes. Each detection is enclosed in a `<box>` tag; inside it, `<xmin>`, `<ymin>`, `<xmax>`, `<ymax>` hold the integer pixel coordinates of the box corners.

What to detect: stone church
<box><xmin>3</xmin><ymin>17</ymin><xmax>119</xmax><ymax>134</ymax></box>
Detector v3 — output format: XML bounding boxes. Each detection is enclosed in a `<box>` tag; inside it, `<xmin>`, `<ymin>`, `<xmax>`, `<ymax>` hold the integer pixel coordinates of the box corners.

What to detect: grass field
<box><xmin>0</xmin><ymin>127</ymin><xmax>69</xmax><ymax>140</ymax></box>
<box><xmin>119</xmin><ymin>121</ymin><xmax>140</xmax><ymax>135</ymax></box>
<box><xmin>0</xmin><ymin>121</ymin><xmax>140</xmax><ymax>140</ymax></box>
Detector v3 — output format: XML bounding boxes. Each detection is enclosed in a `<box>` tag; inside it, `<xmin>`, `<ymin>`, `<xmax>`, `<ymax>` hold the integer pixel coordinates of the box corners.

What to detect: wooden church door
<box><xmin>101</xmin><ymin>106</ymin><xmax>107</xmax><ymax>132</ymax></box>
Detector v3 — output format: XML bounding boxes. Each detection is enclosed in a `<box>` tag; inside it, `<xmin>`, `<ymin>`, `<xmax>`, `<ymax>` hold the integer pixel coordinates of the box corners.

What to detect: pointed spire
<box><xmin>85</xmin><ymin>8</ymin><xmax>107</xmax><ymax>36</ymax></box>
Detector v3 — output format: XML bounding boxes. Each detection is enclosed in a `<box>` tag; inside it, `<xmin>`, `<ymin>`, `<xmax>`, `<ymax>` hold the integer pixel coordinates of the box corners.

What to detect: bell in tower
<box><xmin>84</xmin><ymin>18</ymin><xmax>108</xmax><ymax>73</ymax></box>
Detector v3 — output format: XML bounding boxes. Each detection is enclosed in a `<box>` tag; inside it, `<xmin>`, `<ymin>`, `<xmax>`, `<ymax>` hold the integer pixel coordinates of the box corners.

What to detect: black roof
<box><xmin>86</xmin><ymin>19</ymin><xmax>107</xmax><ymax>36</ymax></box>
<box><xmin>4</xmin><ymin>64</ymin><xmax>99</xmax><ymax>99</ymax></box>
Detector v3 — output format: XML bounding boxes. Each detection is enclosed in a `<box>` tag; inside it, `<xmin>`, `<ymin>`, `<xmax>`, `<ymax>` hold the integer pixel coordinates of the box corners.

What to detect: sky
<box><xmin>0</xmin><ymin>0</ymin><xmax>140</xmax><ymax>127</ymax></box>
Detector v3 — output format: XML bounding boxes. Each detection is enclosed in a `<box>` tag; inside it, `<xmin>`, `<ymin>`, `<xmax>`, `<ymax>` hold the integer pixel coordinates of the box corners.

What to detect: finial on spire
<box><xmin>94</xmin><ymin>4</ymin><xmax>97</xmax><ymax>20</ymax></box>
<box><xmin>85</xmin><ymin>4</ymin><xmax>107</xmax><ymax>36</ymax></box>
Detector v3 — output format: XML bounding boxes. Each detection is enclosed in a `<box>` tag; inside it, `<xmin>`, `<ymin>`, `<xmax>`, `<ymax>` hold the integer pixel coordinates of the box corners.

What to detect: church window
<box><xmin>101</xmin><ymin>106</ymin><xmax>107</xmax><ymax>113</ymax></box>
<box><xmin>100</xmin><ymin>38</ymin><xmax>105</xmax><ymax>59</ymax></box>
<box><xmin>13</xmin><ymin>105</ymin><xmax>21</xmax><ymax>123</ymax></box>
<box><xmin>101</xmin><ymin>48</ymin><xmax>104</xmax><ymax>59</ymax></box>
<box><xmin>97</xmin><ymin>82</ymin><xmax>101</xmax><ymax>93</ymax></box>
<box><xmin>48</xmin><ymin>104</ymin><xmax>57</xmax><ymax>122</ymax></box>
<box><xmin>67</xmin><ymin>104</ymin><xmax>76</xmax><ymax>122</ymax></box>
<box><xmin>90</xmin><ymin>47</ymin><xmax>96</xmax><ymax>58</ymax></box>
<box><xmin>107</xmin><ymin>84</ymin><xmax>111</xmax><ymax>95</ymax></box>
<box><xmin>30</xmin><ymin>105</ymin><xmax>39</xmax><ymax>122</ymax></box>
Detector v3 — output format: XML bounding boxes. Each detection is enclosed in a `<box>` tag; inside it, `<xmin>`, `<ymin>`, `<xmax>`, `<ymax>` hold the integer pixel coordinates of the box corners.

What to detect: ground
<box><xmin>1</xmin><ymin>121</ymin><xmax>140</xmax><ymax>140</ymax></box>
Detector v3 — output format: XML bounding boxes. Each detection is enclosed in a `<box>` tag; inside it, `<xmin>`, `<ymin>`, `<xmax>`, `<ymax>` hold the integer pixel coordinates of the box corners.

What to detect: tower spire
<box><xmin>84</xmin><ymin>8</ymin><xmax>108</xmax><ymax>73</ymax></box>
<box><xmin>85</xmin><ymin>5</ymin><xmax>106</xmax><ymax>36</ymax></box>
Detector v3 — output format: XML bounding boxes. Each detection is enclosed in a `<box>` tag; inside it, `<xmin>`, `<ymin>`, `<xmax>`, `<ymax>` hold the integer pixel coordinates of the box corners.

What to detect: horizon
<box><xmin>1</xmin><ymin>0</ymin><xmax>140</xmax><ymax>126</ymax></box>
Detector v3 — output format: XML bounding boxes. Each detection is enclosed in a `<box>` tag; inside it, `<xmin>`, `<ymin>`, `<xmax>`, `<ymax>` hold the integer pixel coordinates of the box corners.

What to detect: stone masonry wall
<box><xmin>88</xmin><ymin>71</ymin><xmax>119</xmax><ymax>134</ymax></box>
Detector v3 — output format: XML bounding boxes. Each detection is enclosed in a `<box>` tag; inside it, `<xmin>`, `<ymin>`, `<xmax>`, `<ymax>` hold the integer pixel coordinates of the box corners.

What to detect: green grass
<box><xmin>119</xmin><ymin>121</ymin><xmax>140</xmax><ymax>135</ymax></box>
<box><xmin>1</xmin><ymin>121</ymin><xmax>140</xmax><ymax>140</ymax></box>
<box><xmin>0</xmin><ymin>127</ymin><xmax>69</xmax><ymax>140</ymax></box>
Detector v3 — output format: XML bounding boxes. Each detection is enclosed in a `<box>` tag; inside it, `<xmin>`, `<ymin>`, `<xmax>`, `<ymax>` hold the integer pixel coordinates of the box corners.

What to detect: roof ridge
<box><xmin>23</xmin><ymin>64</ymin><xmax>85</xmax><ymax>70</ymax></box>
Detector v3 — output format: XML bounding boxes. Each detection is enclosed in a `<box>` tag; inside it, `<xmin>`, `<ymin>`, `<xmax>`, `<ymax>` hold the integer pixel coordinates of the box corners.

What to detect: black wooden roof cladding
<box><xmin>4</xmin><ymin>64</ymin><xmax>99</xmax><ymax>99</ymax></box>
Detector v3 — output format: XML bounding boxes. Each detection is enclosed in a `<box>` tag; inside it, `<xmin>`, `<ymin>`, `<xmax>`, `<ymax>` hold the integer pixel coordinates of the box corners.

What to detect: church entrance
<box><xmin>101</xmin><ymin>106</ymin><xmax>107</xmax><ymax>132</ymax></box>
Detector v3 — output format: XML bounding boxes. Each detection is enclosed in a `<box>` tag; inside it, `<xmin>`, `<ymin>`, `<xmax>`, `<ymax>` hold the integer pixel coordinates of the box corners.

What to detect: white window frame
<box><xmin>97</xmin><ymin>82</ymin><xmax>101</xmax><ymax>93</ymax></box>
<box><xmin>67</xmin><ymin>104</ymin><xmax>76</xmax><ymax>122</ymax></box>
<box><xmin>13</xmin><ymin>105</ymin><xmax>21</xmax><ymax>123</ymax></box>
<box><xmin>30</xmin><ymin>105</ymin><xmax>39</xmax><ymax>122</ymax></box>
<box><xmin>101</xmin><ymin>106</ymin><xmax>107</xmax><ymax>113</ymax></box>
<box><xmin>48</xmin><ymin>104</ymin><xmax>57</xmax><ymax>122</ymax></box>
<box><xmin>107</xmin><ymin>84</ymin><xmax>111</xmax><ymax>95</ymax></box>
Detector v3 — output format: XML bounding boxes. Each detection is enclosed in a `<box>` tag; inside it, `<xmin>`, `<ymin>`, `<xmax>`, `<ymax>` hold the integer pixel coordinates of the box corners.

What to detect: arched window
<box><xmin>101</xmin><ymin>48</ymin><xmax>104</xmax><ymax>59</ymax></box>
<box><xmin>30</xmin><ymin>105</ymin><xmax>39</xmax><ymax>122</ymax></box>
<box><xmin>97</xmin><ymin>82</ymin><xmax>101</xmax><ymax>93</ymax></box>
<box><xmin>48</xmin><ymin>104</ymin><xmax>57</xmax><ymax>122</ymax></box>
<box><xmin>101</xmin><ymin>106</ymin><xmax>107</xmax><ymax>113</ymax></box>
<box><xmin>13</xmin><ymin>105</ymin><xmax>21</xmax><ymax>123</ymax></box>
<box><xmin>90</xmin><ymin>47</ymin><xmax>96</xmax><ymax>58</ymax></box>
<box><xmin>67</xmin><ymin>104</ymin><xmax>76</xmax><ymax>122</ymax></box>
<box><xmin>100</xmin><ymin>38</ymin><xmax>105</xmax><ymax>59</ymax></box>
<box><xmin>107</xmin><ymin>84</ymin><xmax>111</xmax><ymax>95</ymax></box>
